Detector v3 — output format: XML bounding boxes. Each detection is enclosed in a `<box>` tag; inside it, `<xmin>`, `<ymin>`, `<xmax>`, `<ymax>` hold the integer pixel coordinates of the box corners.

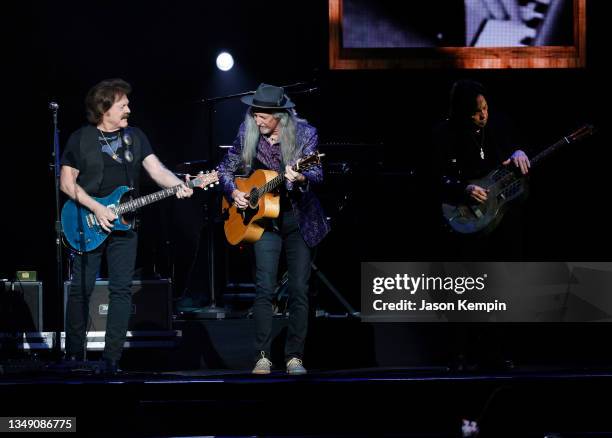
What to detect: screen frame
<box><xmin>329</xmin><ymin>0</ymin><xmax>586</xmax><ymax>69</ymax></box>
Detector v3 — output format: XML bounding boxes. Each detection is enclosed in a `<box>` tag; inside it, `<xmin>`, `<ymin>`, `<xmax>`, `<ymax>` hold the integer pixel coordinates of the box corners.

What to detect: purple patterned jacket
<box><xmin>217</xmin><ymin>121</ymin><xmax>330</xmax><ymax>248</ymax></box>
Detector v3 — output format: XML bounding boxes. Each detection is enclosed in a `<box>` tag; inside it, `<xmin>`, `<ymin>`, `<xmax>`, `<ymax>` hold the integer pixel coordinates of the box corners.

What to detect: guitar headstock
<box><xmin>294</xmin><ymin>153</ymin><xmax>325</xmax><ymax>172</ymax></box>
<box><xmin>193</xmin><ymin>170</ymin><xmax>219</xmax><ymax>190</ymax></box>
<box><xmin>567</xmin><ymin>124</ymin><xmax>595</xmax><ymax>143</ymax></box>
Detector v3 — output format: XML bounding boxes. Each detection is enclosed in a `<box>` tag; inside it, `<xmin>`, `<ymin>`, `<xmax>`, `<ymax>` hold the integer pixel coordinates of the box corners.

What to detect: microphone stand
<box><xmin>49</xmin><ymin>102</ymin><xmax>64</xmax><ymax>358</ymax></box>
<box><xmin>195</xmin><ymin>82</ymin><xmax>313</xmax><ymax>319</ymax></box>
<box><xmin>193</xmin><ymin>93</ymin><xmax>248</xmax><ymax>319</ymax></box>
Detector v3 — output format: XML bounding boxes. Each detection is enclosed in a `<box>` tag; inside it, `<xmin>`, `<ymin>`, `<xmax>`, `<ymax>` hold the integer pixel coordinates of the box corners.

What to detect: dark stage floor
<box><xmin>3</xmin><ymin>364</ymin><xmax>612</xmax><ymax>437</ymax></box>
<box><xmin>4</xmin><ymin>318</ymin><xmax>612</xmax><ymax>437</ymax></box>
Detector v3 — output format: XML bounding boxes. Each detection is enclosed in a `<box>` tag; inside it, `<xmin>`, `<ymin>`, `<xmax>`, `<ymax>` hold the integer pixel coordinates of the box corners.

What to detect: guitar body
<box><xmin>61</xmin><ymin>169</ymin><xmax>219</xmax><ymax>253</ymax></box>
<box><xmin>222</xmin><ymin>169</ymin><xmax>281</xmax><ymax>245</ymax></box>
<box><xmin>61</xmin><ymin>186</ymin><xmax>133</xmax><ymax>252</ymax></box>
<box><xmin>441</xmin><ymin>125</ymin><xmax>595</xmax><ymax>235</ymax></box>
<box><xmin>442</xmin><ymin>166</ymin><xmax>528</xmax><ymax>235</ymax></box>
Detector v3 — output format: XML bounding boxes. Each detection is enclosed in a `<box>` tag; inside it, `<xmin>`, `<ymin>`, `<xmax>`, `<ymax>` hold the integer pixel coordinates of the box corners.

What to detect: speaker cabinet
<box><xmin>63</xmin><ymin>279</ymin><xmax>172</xmax><ymax>331</ymax></box>
<box><xmin>0</xmin><ymin>281</ymin><xmax>43</xmax><ymax>332</ymax></box>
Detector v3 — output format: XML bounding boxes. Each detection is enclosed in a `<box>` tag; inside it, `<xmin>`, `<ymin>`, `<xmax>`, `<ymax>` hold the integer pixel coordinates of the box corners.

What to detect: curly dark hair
<box><xmin>85</xmin><ymin>78</ymin><xmax>132</xmax><ymax>125</ymax></box>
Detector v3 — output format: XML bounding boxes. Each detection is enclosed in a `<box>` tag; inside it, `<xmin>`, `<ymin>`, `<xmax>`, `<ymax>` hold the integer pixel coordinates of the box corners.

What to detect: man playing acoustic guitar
<box><xmin>60</xmin><ymin>78</ymin><xmax>194</xmax><ymax>372</ymax></box>
<box><xmin>217</xmin><ymin>83</ymin><xmax>330</xmax><ymax>375</ymax></box>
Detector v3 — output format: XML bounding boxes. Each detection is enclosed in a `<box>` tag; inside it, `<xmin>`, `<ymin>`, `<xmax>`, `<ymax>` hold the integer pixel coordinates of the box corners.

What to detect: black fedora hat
<box><xmin>241</xmin><ymin>83</ymin><xmax>295</xmax><ymax>109</ymax></box>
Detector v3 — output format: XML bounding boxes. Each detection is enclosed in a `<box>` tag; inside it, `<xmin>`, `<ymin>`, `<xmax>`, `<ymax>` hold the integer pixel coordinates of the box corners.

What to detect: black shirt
<box><xmin>61</xmin><ymin>126</ymin><xmax>154</xmax><ymax>197</ymax></box>
<box><xmin>434</xmin><ymin>116</ymin><xmax>519</xmax><ymax>203</ymax></box>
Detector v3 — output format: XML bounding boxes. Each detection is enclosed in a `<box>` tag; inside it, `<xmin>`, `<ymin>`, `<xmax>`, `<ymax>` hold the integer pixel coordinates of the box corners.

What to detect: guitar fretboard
<box><xmin>252</xmin><ymin>154</ymin><xmax>323</xmax><ymax>199</ymax></box>
<box><xmin>256</xmin><ymin>174</ymin><xmax>285</xmax><ymax>198</ymax></box>
<box><xmin>115</xmin><ymin>177</ymin><xmax>202</xmax><ymax>215</ymax></box>
<box><xmin>529</xmin><ymin>137</ymin><xmax>569</xmax><ymax>168</ymax></box>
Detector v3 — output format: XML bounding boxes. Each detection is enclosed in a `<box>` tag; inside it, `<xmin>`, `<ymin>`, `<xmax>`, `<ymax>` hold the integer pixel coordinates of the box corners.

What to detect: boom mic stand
<box><xmin>194</xmin><ymin>91</ymin><xmax>252</xmax><ymax>319</ymax></box>
<box><xmin>49</xmin><ymin>101</ymin><xmax>64</xmax><ymax>357</ymax></box>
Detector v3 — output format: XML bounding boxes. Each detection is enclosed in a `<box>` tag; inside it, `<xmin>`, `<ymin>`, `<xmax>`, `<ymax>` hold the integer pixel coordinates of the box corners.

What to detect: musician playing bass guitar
<box><xmin>434</xmin><ymin>79</ymin><xmax>530</xmax><ymax>260</ymax></box>
<box><xmin>60</xmin><ymin>78</ymin><xmax>194</xmax><ymax>372</ymax></box>
<box><xmin>432</xmin><ymin>79</ymin><xmax>532</xmax><ymax>371</ymax></box>
<box><xmin>217</xmin><ymin>83</ymin><xmax>330</xmax><ymax>375</ymax></box>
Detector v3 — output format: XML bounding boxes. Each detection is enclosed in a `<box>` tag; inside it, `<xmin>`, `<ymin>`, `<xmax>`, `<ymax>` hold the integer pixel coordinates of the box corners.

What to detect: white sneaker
<box><xmin>286</xmin><ymin>357</ymin><xmax>307</xmax><ymax>375</ymax></box>
<box><xmin>252</xmin><ymin>353</ymin><xmax>272</xmax><ymax>375</ymax></box>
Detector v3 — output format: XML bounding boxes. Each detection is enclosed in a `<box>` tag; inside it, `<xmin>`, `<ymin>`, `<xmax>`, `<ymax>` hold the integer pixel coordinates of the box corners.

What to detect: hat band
<box><xmin>252</xmin><ymin>97</ymin><xmax>285</xmax><ymax>107</ymax></box>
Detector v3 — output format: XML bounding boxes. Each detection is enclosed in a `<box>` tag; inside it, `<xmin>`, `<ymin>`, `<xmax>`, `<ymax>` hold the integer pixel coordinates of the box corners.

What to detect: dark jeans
<box><xmin>252</xmin><ymin>211</ymin><xmax>313</xmax><ymax>363</ymax></box>
<box><xmin>65</xmin><ymin>230</ymin><xmax>137</xmax><ymax>362</ymax></box>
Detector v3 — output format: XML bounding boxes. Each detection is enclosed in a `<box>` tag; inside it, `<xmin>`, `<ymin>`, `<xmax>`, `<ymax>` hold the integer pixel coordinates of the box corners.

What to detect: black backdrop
<box><xmin>1</xmin><ymin>1</ymin><xmax>608</xmax><ymax>330</ymax></box>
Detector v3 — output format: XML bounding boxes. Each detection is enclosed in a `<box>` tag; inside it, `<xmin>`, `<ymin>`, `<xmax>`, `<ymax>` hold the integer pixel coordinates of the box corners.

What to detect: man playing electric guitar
<box><xmin>433</xmin><ymin>79</ymin><xmax>531</xmax><ymax>372</ymax></box>
<box><xmin>434</xmin><ymin>79</ymin><xmax>530</xmax><ymax>259</ymax></box>
<box><xmin>60</xmin><ymin>78</ymin><xmax>194</xmax><ymax>372</ymax></box>
<box><xmin>217</xmin><ymin>83</ymin><xmax>330</xmax><ymax>375</ymax></box>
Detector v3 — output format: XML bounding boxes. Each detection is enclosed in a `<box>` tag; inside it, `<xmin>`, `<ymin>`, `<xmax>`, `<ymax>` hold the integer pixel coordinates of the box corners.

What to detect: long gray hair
<box><xmin>241</xmin><ymin>109</ymin><xmax>304</xmax><ymax>169</ymax></box>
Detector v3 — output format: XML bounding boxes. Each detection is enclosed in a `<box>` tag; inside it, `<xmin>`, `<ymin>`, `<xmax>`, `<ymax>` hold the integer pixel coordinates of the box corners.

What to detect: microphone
<box><xmin>49</xmin><ymin>102</ymin><xmax>59</xmax><ymax>111</ymax></box>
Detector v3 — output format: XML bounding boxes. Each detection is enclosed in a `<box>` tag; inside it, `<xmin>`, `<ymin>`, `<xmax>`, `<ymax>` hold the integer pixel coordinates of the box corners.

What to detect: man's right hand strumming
<box><xmin>232</xmin><ymin>189</ymin><xmax>250</xmax><ymax>210</ymax></box>
<box><xmin>93</xmin><ymin>204</ymin><xmax>118</xmax><ymax>233</ymax></box>
<box><xmin>466</xmin><ymin>184</ymin><xmax>489</xmax><ymax>204</ymax></box>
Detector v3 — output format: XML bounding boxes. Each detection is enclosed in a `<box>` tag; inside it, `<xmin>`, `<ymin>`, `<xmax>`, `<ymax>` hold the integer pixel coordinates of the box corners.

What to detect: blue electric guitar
<box><xmin>61</xmin><ymin>170</ymin><xmax>218</xmax><ymax>252</ymax></box>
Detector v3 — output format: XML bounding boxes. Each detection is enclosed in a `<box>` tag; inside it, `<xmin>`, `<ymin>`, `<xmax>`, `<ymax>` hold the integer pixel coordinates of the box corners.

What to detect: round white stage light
<box><xmin>216</xmin><ymin>52</ymin><xmax>234</xmax><ymax>71</ymax></box>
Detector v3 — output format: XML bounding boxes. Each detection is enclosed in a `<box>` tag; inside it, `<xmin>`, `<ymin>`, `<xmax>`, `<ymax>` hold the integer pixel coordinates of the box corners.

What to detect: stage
<box><xmin>1</xmin><ymin>1</ymin><xmax>610</xmax><ymax>436</ymax></box>
<box><xmin>2</xmin><ymin>363</ymin><xmax>612</xmax><ymax>437</ymax></box>
<box><xmin>3</xmin><ymin>316</ymin><xmax>612</xmax><ymax>436</ymax></box>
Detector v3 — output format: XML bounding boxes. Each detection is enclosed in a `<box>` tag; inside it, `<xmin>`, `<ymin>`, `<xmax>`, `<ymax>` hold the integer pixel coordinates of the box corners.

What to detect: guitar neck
<box><xmin>257</xmin><ymin>173</ymin><xmax>286</xmax><ymax>197</ymax></box>
<box><xmin>115</xmin><ymin>178</ymin><xmax>199</xmax><ymax>215</ymax></box>
<box><xmin>529</xmin><ymin>136</ymin><xmax>571</xmax><ymax>167</ymax></box>
<box><xmin>254</xmin><ymin>154</ymin><xmax>322</xmax><ymax>197</ymax></box>
<box><xmin>256</xmin><ymin>161</ymin><xmax>306</xmax><ymax>197</ymax></box>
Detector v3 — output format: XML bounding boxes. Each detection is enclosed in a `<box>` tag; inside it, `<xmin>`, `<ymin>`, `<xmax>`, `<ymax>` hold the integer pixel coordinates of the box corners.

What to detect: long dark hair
<box><xmin>449</xmin><ymin>79</ymin><xmax>486</xmax><ymax>122</ymax></box>
<box><xmin>85</xmin><ymin>78</ymin><xmax>132</xmax><ymax>125</ymax></box>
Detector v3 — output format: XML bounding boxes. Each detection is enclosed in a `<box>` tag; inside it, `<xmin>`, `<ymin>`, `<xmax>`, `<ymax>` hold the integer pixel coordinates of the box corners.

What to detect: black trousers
<box><xmin>252</xmin><ymin>211</ymin><xmax>313</xmax><ymax>363</ymax></box>
<box><xmin>65</xmin><ymin>230</ymin><xmax>137</xmax><ymax>362</ymax></box>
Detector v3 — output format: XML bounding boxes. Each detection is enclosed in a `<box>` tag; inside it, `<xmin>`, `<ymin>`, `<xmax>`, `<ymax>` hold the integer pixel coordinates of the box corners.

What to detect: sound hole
<box><xmin>249</xmin><ymin>189</ymin><xmax>260</xmax><ymax>208</ymax></box>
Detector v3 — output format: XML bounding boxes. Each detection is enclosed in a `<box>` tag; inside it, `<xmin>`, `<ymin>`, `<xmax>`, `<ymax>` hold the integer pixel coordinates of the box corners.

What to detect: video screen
<box><xmin>330</xmin><ymin>0</ymin><xmax>584</xmax><ymax>69</ymax></box>
<box><xmin>342</xmin><ymin>0</ymin><xmax>573</xmax><ymax>48</ymax></box>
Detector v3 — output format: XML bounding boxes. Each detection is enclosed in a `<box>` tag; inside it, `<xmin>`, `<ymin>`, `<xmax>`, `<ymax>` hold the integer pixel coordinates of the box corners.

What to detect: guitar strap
<box><xmin>120</xmin><ymin>127</ymin><xmax>136</xmax><ymax>190</ymax></box>
<box><xmin>120</xmin><ymin>127</ymin><xmax>138</xmax><ymax>229</ymax></box>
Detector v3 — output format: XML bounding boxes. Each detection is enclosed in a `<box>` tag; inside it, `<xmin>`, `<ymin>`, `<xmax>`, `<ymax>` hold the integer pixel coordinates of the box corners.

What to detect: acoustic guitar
<box><xmin>222</xmin><ymin>153</ymin><xmax>324</xmax><ymax>245</ymax></box>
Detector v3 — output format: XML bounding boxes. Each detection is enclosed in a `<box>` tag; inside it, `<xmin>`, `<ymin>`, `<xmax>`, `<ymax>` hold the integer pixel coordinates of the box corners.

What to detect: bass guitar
<box><xmin>442</xmin><ymin>124</ymin><xmax>594</xmax><ymax>234</ymax></box>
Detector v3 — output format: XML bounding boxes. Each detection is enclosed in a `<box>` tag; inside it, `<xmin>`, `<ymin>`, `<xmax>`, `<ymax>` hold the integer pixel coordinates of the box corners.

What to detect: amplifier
<box><xmin>0</xmin><ymin>280</ymin><xmax>43</xmax><ymax>331</ymax></box>
<box><xmin>63</xmin><ymin>279</ymin><xmax>172</xmax><ymax>331</ymax></box>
